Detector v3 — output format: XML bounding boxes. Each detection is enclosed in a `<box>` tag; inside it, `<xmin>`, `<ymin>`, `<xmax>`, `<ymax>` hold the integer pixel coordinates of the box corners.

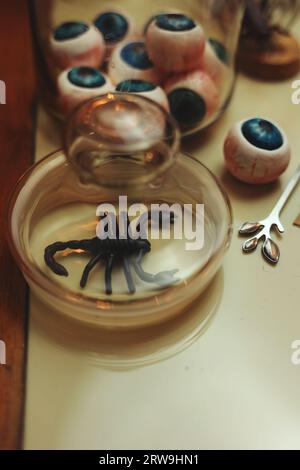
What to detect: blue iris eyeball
<box><xmin>94</xmin><ymin>11</ymin><xmax>129</xmax><ymax>44</ymax></box>
<box><xmin>146</xmin><ymin>13</ymin><xmax>205</xmax><ymax>73</ymax></box>
<box><xmin>116</xmin><ymin>79</ymin><xmax>156</xmax><ymax>93</ymax></box>
<box><xmin>54</xmin><ymin>21</ymin><xmax>89</xmax><ymax>41</ymax></box>
<box><xmin>108</xmin><ymin>41</ymin><xmax>161</xmax><ymax>85</ymax></box>
<box><xmin>143</xmin><ymin>12</ymin><xmax>169</xmax><ymax>33</ymax></box>
<box><xmin>242</xmin><ymin>118</ymin><xmax>283</xmax><ymax>151</ymax></box>
<box><xmin>155</xmin><ymin>13</ymin><xmax>196</xmax><ymax>32</ymax></box>
<box><xmin>164</xmin><ymin>70</ymin><xmax>219</xmax><ymax>128</ymax></box>
<box><xmin>208</xmin><ymin>38</ymin><xmax>228</xmax><ymax>64</ymax></box>
<box><xmin>58</xmin><ymin>67</ymin><xmax>113</xmax><ymax>115</ymax></box>
<box><xmin>120</xmin><ymin>42</ymin><xmax>153</xmax><ymax>70</ymax></box>
<box><xmin>168</xmin><ymin>88</ymin><xmax>206</xmax><ymax>126</ymax></box>
<box><xmin>224</xmin><ymin>117</ymin><xmax>291</xmax><ymax>184</ymax></box>
<box><xmin>115</xmin><ymin>80</ymin><xmax>169</xmax><ymax>111</ymax></box>
<box><xmin>50</xmin><ymin>21</ymin><xmax>105</xmax><ymax>69</ymax></box>
<box><xmin>67</xmin><ymin>67</ymin><xmax>106</xmax><ymax>88</ymax></box>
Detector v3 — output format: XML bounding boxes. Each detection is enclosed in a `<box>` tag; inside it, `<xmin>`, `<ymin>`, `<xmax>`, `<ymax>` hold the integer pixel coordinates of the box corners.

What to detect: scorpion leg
<box><xmin>123</xmin><ymin>257</ymin><xmax>136</xmax><ymax>294</ymax></box>
<box><xmin>132</xmin><ymin>250</ymin><xmax>179</xmax><ymax>287</ymax></box>
<box><xmin>105</xmin><ymin>254</ymin><xmax>115</xmax><ymax>295</ymax></box>
<box><xmin>80</xmin><ymin>252</ymin><xmax>104</xmax><ymax>288</ymax></box>
<box><xmin>44</xmin><ymin>240</ymin><xmax>93</xmax><ymax>277</ymax></box>
<box><xmin>131</xmin><ymin>251</ymin><xmax>155</xmax><ymax>283</ymax></box>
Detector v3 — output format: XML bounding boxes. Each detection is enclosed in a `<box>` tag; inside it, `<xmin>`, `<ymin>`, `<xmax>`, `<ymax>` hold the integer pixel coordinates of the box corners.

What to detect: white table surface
<box><xmin>24</xmin><ymin>39</ymin><xmax>300</xmax><ymax>449</ymax></box>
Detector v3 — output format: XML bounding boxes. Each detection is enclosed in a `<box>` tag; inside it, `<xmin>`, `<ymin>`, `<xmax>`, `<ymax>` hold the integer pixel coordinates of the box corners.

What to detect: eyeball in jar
<box><xmin>224</xmin><ymin>118</ymin><xmax>291</xmax><ymax>184</ymax></box>
<box><xmin>146</xmin><ymin>13</ymin><xmax>205</xmax><ymax>73</ymax></box>
<box><xmin>143</xmin><ymin>9</ymin><xmax>182</xmax><ymax>34</ymax></box>
<box><xmin>202</xmin><ymin>38</ymin><xmax>229</xmax><ymax>85</ymax></box>
<box><xmin>57</xmin><ymin>66</ymin><xmax>113</xmax><ymax>115</ymax></box>
<box><xmin>115</xmin><ymin>79</ymin><xmax>169</xmax><ymax>111</ymax></box>
<box><xmin>164</xmin><ymin>70</ymin><xmax>219</xmax><ymax>128</ymax></box>
<box><xmin>108</xmin><ymin>40</ymin><xmax>162</xmax><ymax>85</ymax></box>
<box><xmin>94</xmin><ymin>11</ymin><xmax>135</xmax><ymax>56</ymax></box>
<box><xmin>50</xmin><ymin>21</ymin><xmax>105</xmax><ymax>69</ymax></box>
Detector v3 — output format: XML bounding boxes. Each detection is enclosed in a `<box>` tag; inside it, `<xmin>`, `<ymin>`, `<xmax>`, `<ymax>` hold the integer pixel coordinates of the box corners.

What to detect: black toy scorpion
<box><xmin>44</xmin><ymin>210</ymin><xmax>179</xmax><ymax>295</ymax></box>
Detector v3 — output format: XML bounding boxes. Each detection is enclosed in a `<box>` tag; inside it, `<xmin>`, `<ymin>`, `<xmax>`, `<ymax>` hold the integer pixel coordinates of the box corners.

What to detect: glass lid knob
<box><xmin>64</xmin><ymin>92</ymin><xmax>180</xmax><ymax>187</ymax></box>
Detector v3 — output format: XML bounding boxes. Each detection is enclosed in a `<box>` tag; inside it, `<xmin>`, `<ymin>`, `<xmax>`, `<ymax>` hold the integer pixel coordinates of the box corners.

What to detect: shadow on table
<box><xmin>30</xmin><ymin>269</ymin><xmax>224</xmax><ymax>371</ymax></box>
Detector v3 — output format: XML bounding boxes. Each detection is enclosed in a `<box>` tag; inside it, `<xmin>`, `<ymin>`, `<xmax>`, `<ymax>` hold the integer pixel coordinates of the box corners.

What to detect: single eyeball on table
<box><xmin>201</xmin><ymin>38</ymin><xmax>229</xmax><ymax>85</ymax></box>
<box><xmin>164</xmin><ymin>70</ymin><xmax>219</xmax><ymax>128</ymax></box>
<box><xmin>108</xmin><ymin>40</ymin><xmax>162</xmax><ymax>85</ymax></box>
<box><xmin>57</xmin><ymin>66</ymin><xmax>113</xmax><ymax>115</ymax></box>
<box><xmin>224</xmin><ymin>118</ymin><xmax>291</xmax><ymax>184</ymax></box>
<box><xmin>146</xmin><ymin>13</ymin><xmax>205</xmax><ymax>73</ymax></box>
<box><xmin>116</xmin><ymin>79</ymin><xmax>169</xmax><ymax>111</ymax></box>
<box><xmin>49</xmin><ymin>21</ymin><xmax>105</xmax><ymax>69</ymax></box>
<box><xmin>94</xmin><ymin>11</ymin><xmax>135</xmax><ymax>57</ymax></box>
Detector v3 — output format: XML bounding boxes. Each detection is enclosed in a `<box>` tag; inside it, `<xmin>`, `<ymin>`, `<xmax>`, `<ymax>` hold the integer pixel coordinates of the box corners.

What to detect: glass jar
<box><xmin>7</xmin><ymin>94</ymin><xmax>232</xmax><ymax>330</ymax></box>
<box><xmin>29</xmin><ymin>0</ymin><xmax>245</xmax><ymax>135</ymax></box>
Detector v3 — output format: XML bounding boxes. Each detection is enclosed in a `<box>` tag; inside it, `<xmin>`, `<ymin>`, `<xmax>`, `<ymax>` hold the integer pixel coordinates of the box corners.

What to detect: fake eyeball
<box><xmin>164</xmin><ymin>70</ymin><xmax>219</xmax><ymax>128</ymax></box>
<box><xmin>50</xmin><ymin>21</ymin><xmax>105</xmax><ymax>69</ymax></box>
<box><xmin>224</xmin><ymin>118</ymin><xmax>291</xmax><ymax>184</ymax></box>
<box><xmin>143</xmin><ymin>13</ymin><xmax>167</xmax><ymax>34</ymax></box>
<box><xmin>201</xmin><ymin>38</ymin><xmax>229</xmax><ymax>85</ymax></box>
<box><xmin>57</xmin><ymin>66</ymin><xmax>113</xmax><ymax>115</ymax></box>
<box><xmin>143</xmin><ymin>9</ymin><xmax>182</xmax><ymax>34</ymax></box>
<box><xmin>115</xmin><ymin>79</ymin><xmax>169</xmax><ymax>111</ymax></box>
<box><xmin>108</xmin><ymin>40</ymin><xmax>161</xmax><ymax>85</ymax></box>
<box><xmin>94</xmin><ymin>11</ymin><xmax>134</xmax><ymax>55</ymax></box>
<box><xmin>146</xmin><ymin>13</ymin><xmax>205</xmax><ymax>73</ymax></box>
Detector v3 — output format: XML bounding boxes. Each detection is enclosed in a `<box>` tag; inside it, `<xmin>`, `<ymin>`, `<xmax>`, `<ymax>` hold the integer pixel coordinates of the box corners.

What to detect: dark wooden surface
<box><xmin>0</xmin><ymin>0</ymin><xmax>36</xmax><ymax>450</ymax></box>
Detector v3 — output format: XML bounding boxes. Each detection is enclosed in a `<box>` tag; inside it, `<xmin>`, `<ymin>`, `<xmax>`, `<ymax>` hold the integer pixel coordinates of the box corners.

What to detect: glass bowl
<box><xmin>7</xmin><ymin>94</ymin><xmax>232</xmax><ymax>330</ymax></box>
<box><xmin>7</xmin><ymin>151</ymin><xmax>232</xmax><ymax>329</ymax></box>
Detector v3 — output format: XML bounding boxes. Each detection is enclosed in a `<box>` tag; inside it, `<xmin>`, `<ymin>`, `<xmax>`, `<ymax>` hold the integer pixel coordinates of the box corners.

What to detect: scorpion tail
<box><xmin>44</xmin><ymin>242</ymin><xmax>69</xmax><ymax>277</ymax></box>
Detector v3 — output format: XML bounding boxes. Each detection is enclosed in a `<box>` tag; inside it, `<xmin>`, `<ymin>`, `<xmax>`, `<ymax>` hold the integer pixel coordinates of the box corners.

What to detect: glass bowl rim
<box><xmin>6</xmin><ymin>149</ymin><xmax>233</xmax><ymax>319</ymax></box>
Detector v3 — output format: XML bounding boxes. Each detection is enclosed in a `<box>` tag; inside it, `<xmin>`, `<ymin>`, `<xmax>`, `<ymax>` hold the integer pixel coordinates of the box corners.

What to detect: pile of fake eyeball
<box><xmin>49</xmin><ymin>10</ymin><xmax>229</xmax><ymax>130</ymax></box>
